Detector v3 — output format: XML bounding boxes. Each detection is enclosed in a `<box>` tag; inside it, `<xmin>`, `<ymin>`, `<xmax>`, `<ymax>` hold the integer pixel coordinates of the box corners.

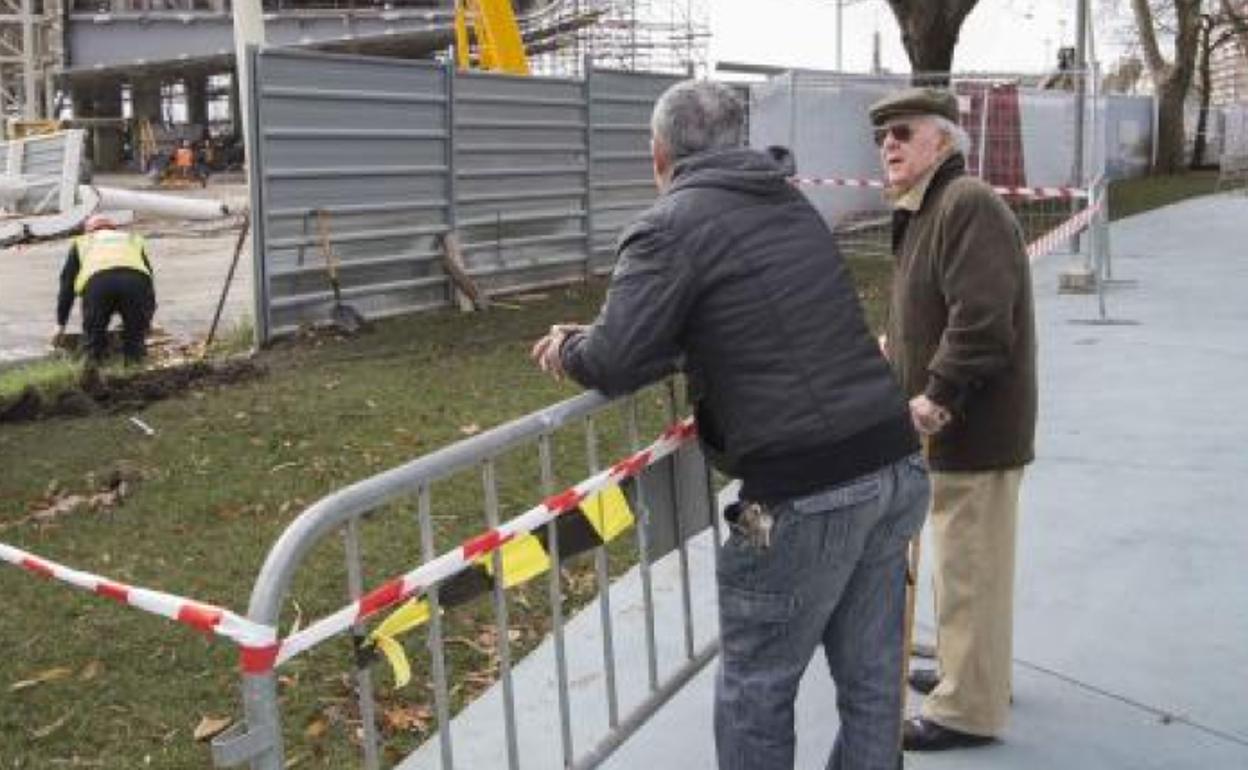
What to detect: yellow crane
<box><xmin>454</xmin><ymin>0</ymin><xmax>531</xmax><ymax>75</ymax></box>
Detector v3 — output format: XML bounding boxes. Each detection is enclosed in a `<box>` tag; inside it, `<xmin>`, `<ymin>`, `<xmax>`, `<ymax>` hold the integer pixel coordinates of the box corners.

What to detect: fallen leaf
<box><xmin>304</xmin><ymin>716</ymin><xmax>328</xmax><ymax>740</ymax></box>
<box><xmin>79</xmin><ymin>660</ymin><xmax>104</xmax><ymax>681</ymax></box>
<box><xmin>193</xmin><ymin>715</ymin><xmax>233</xmax><ymax>742</ymax></box>
<box><xmin>30</xmin><ymin>712</ymin><xmax>70</xmax><ymax>740</ymax></box>
<box><xmin>286</xmin><ymin>600</ymin><xmax>304</xmax><ymax>637</ymax></box>
<box><xmin>10</xmin><ymin>666</ymin><xmax>73</xmax><ymax>692</ymax></box>
<box><xmin>382</xmin><ymin>704</ymin><xmax>431</xmax><ymax>733</ymax></box>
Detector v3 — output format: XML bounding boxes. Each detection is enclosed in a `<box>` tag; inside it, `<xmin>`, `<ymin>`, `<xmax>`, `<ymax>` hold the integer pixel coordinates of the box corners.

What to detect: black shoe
<box><xmin>902</xmin><ymin>717</ymin><xmax>996</xmax><ymax>751</ymax></box>
<box><xmin>908</xmin><ymin>668</ymin><xmax>940</xmax><ymax>695</ymax></box>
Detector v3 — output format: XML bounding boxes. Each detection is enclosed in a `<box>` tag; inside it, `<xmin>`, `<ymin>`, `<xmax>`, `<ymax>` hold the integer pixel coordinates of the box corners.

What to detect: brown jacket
<box><xmin>887</xmin><ymin>154</ymin><xmax>1036</xmax><ymax>471</ymax></box>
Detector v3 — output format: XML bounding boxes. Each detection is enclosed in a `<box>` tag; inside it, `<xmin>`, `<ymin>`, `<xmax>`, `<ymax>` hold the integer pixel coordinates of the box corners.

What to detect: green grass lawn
<box><xmin>0</xmin><ymin>264</ymin><xmax>893</xmax><ymax>768</ymax></box>
<box><xmin>0</xmin><ymin>168</ymin><xmax>1213</xmax><ymax>767</ymax></box>
<box><xmin>1108</xmin><ymin>169</ymin><xmax>1221</xmax><ymax>221</ymax></box>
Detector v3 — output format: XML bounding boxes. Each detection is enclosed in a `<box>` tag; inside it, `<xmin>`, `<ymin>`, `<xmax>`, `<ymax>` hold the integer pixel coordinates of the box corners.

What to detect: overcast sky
<box><xmin>707</xmin><ymin>0</ymin><xmax>1130</xmax><ymax>76</ymax></box>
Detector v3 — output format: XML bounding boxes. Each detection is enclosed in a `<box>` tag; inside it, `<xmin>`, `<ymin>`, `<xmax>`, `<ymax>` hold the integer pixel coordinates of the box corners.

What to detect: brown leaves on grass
<box><xmin>192</xmin><ymin>715</ymin><xmax>233</xmax><ymax>742</ymax></box>
<box><xmin>9</xmin><ymin>666</ymin><xmax>73</xmax><ymax>692</ymax></box>
<box><xmin>31</xmin><ymin>712</ymin><xmax>72</xmax><ymax>740</ymax></box>
<box><xmin>5</xmin><ymin>465</ymin><xmax>146</xmax><ymax>531</ymax></box>
<box><xmin>381</xmin><ymin>704</ymin><xmax>432</xmax><ymax>734</ymax></box>
<box><xmin>78</xmin><ymin>660</ymin><xmax>103</xmax><ymax>681</ymax></box>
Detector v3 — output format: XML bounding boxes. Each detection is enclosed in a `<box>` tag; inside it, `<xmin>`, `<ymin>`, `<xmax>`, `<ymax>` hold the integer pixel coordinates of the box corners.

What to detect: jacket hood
<box><xmin>667</xmin><ymin>148</ymin><xmax>792</xmax><ymax>198</ymax></box>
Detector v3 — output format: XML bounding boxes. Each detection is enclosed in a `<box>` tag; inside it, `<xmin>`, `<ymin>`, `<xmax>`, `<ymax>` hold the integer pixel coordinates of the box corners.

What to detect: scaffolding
<box><xmin>0</xmin><ymin>0</ymin><xmax>63</xmax><ymax>123</ymax></box>
<box><xmin>520</xmin><ymin>0</ymin><xmax>709</xmax><ymax>77</ymax></box>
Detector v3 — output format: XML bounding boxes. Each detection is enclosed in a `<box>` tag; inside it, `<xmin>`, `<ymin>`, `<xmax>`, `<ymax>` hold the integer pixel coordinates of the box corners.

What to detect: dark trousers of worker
<box><xmin>714</xmin><ymin>454</ymin><xmax>931</xmax><ymax>770</ymax></box>
<box><xmin>81</xmin><ymin>268</ymin><xmax>155</xmax><ymax>363</ymax></box>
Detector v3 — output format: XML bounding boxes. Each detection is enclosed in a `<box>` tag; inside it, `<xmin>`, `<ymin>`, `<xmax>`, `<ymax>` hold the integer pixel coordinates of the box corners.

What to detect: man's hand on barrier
<box><xmin>531</xmin><ymin>323</ymin><xmax>587</xmax><ymax>380</ymax></box>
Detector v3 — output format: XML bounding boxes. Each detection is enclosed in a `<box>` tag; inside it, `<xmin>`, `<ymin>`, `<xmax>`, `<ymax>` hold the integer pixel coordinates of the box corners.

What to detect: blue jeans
<box><xmin>714</xmin><ymin>453</ymin><xmax>931</xmax><ymax>770</ymax></box>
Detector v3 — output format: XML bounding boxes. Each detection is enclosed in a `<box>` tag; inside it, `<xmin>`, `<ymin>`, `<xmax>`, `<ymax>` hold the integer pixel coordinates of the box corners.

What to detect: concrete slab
<box><xmin>402</xmin><ymin>191</ymin><xmax>1248</xmax><ymax>769</ymax></box>
<box><xmin>0</xmin><ymin>175</ymin><xmax>252</xmax><ymax>364</ymax></box>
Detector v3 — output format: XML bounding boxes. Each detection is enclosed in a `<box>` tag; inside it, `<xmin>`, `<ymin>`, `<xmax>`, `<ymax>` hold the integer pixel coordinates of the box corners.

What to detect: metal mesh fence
<box><xmin>1218</xmin><ymin>103</ymin><xmax>1248</xmax><ymax>192</ymax></box>
<box><xmin>749</xmin><ymin>69</ymin><xmax>1113</xmax><ymax>262</ymax></box>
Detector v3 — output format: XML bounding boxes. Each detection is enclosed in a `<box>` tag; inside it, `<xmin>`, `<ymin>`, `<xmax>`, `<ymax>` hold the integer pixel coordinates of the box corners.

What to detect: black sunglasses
<box><xmin>873</xmin><ymin>123</ymin><xmax>914</xmax><ymax>146</ymax></box>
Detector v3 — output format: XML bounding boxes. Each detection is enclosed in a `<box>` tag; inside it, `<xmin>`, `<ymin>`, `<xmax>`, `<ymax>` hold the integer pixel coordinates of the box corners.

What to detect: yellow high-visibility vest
<box><xmin>73</xmin><ymin>231</ymin><xmax>150</xmax><ymax>295</ymax></box>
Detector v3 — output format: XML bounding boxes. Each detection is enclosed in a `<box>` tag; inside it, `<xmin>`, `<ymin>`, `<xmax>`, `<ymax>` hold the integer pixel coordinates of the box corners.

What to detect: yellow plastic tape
<box><xmin>581</xmin><ymin>485</ymin><xmax>634</xmax><ymax>543</ymax></box>
<box><xmin>480</xmin><ymin>533</ymin><xmax>550</xmax><ymax>587</ymax></box>
<box><xmin>369</xmin><ymin>484</ymin><xmax>635</xmax><ymax>688</ymax></box>
<box><xmin>368</xmin><ymin>599</ymin><xmax>430</xmax><ymax>687</ymax></box>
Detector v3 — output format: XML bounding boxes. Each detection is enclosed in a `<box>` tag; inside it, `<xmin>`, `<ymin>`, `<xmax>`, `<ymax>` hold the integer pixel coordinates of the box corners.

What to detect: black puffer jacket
<box><xmin>562</xmin><ymin>148</ymin><xmax>916</xmax><ymax>501</ymax></box>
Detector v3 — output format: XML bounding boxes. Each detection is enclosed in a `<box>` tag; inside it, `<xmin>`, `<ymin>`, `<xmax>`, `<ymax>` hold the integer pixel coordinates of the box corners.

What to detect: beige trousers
<box><xmin>920</xmin><ymin>468</ymin><xmax>1024</xmax><ymax>737</ymax></box>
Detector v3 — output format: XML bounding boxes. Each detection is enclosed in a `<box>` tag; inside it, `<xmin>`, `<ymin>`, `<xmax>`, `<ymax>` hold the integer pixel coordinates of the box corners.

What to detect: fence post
<box><xmin>584</xmin><ymin>54</ymin><xmax>596</xmax><ymax>279</ymax></box>
<box><xmin>246</xmin><ymin>46</ymin><xmax>272</xmax><ymax>347</ymax></box>
<box><xmin>344</xmin><ymin>520</ymin><xmax>383</xmax><ymax>770</ymax></box>
<box><xmin>538</xmin><ymin>435</ymin><xmax>576</xmax><ymax>765</ymax></box>
<box><xmin>445</xmin><ymin>55</ymin><xmax>461</xmax><ymax>302</ymax></box>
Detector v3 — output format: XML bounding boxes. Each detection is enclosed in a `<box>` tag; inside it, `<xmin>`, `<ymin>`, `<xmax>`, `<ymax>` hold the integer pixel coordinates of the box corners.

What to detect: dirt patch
<box><xmin>0</xmin><ymin>358</ymin><xmax>265</xmax><ymax>424</ymax></box>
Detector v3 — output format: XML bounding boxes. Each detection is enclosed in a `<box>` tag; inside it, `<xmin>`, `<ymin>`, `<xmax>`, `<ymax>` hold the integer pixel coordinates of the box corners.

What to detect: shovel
<box><xmin>314</xmin><ymin>209</ymin><xmax>367</xmax><ymax>334</ymax></box>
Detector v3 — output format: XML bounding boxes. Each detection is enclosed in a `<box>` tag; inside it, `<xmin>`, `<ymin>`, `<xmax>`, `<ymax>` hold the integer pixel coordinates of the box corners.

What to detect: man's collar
<box><xmin>888</xmin><ymin>150</ymin><xmax>961</xmax><ymax>212</ymax></box>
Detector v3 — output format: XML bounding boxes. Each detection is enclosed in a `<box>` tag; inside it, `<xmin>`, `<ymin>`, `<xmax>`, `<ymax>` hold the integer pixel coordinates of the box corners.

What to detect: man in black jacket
<box><xmin>531</xmin><ymin>79</ymin><xmax>930</xmax><ymax>770</ymax></box>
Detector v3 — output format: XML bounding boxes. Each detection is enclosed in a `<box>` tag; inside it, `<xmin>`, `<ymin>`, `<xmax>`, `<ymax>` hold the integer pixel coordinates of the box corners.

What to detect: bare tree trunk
<box><xmin>885</xmin><ymin>0</ymin><xmax>981</xmax><ymax>86</ymax></box>
<box><xmin>1192</xmin><ymin>16</ymin><xmax>1213</xmax><ymax>169</ymax></box>
<box><xmin>1132</xmin><ymin>0</ymin><xmax>1203</xmax><ymax>173</ymax></box>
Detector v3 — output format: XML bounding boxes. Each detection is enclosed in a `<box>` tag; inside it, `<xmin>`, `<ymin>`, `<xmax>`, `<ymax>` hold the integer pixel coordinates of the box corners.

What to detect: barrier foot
<box><xmin>211</xmin><ymin>721</ymin><xmax>278</xmax><ymax>768</ymax></box>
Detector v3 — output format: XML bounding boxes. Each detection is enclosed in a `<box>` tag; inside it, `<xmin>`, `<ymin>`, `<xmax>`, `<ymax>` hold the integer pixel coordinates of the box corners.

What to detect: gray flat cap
<box><xmin>868</xmin><ymin>87</ymin><xmax>959</xmax><ymax>126</ymax></box>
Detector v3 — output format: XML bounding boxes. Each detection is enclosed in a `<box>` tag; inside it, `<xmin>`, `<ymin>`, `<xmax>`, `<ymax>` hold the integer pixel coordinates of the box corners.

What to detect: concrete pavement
<box><xmin>402</xmin><ymin>190</ymin><xmax>1248</xmax><ymax>769</ymax></box>
<box><xmin>0</xmin><ymin>175</ymin><xmax>252</xmax><ymax>364</ymax></box>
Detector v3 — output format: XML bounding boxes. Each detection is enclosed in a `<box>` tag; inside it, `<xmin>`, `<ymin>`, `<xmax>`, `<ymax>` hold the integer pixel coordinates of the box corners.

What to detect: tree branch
<box><xmin>1130</xmin><ymin>0</ymin><xmax>1168</xmax><ymax>76</ymax></box>
<box><xmin>1220</xmin><ymin>0</ymin><xmax>1248</xmax><ymax>55</ymax></box>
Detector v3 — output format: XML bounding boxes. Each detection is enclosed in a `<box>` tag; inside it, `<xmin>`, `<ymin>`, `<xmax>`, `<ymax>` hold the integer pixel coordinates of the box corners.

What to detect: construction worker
<box><xmin>172</xmin><ymin>140</ymin><xmax>194</xmax><ymax>178</ymax></box>
<box><xmin>54</xmin><ymin>214</ymin><xmax>156</xmax><ymax>364</ymax></box>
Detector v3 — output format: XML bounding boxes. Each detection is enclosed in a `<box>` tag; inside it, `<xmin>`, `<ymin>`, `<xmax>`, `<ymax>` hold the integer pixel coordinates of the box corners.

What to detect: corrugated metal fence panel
<box><xmin>454</xmin><ymin>71</ymin><xmax>590</xmax><ymax>294</ymax></box>
<box><xmin>253</xmin><ymin>48</ymin><xmax>453</xmax><ymax>337</ymax></box>
<box><xmin>250</xmin><ymin>48</ymin><xmax>679</xmax><ymax>341</ymax></box>
<box><xmin>0</xmin><ymin>131</ymin><xmax>81</xmax><ymax>213</ymax></box>
<box><xmin>588</xmin><ymin>69</ymin><xmax>679</xmax><ymax>274</ymax></box>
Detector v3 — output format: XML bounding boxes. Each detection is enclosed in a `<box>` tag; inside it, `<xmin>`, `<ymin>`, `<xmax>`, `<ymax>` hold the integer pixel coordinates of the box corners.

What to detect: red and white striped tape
<box><xmin>1025</xmin><ymin>198</ymin><xmax>1103</xmax><ymax>261</ymax></box>
<box><xmin>271</xmin><ymin>417</ymin><xmax>698</xmax><ymax>666</ymax></box>
<box><xmin>790</xmin><ymin>176</ymin><xmax>886</xmax><ymax>191</ymax></box>
<box><xmin>790</xmin><ymin>175</ymin><xmax>1089</xmax><ymax>200</ymax></box>
<box><xmin>0</xmin><ymin>542</ymin><xmax>279</xmax><ymax>672</ymax></box>
<box><xmin>0</xmin><ymin>417</ymin><xmax>698</xmax><ymax>674</ymax></box>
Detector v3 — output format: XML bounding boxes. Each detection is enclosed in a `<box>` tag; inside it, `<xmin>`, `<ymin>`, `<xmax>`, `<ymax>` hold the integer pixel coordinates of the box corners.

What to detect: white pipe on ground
<box><xmin>89</xmin><ymin>186</ymin><xmax>232</xmax><ymax>220</ymax></box>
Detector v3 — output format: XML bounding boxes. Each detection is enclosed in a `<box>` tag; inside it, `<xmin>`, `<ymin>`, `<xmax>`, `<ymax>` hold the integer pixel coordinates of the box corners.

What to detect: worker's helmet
<box><xmin>84</xmin><ymin>214</ymin><xmax>117</xmax><ymax>233</ymax></box>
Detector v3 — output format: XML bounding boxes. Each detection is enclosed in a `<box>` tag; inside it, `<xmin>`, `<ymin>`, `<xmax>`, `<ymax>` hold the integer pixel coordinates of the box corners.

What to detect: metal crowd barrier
<box><xmin>212</xmin><ymin>380</ymin><xmax>722</xmax><ymax>769</ymax></box>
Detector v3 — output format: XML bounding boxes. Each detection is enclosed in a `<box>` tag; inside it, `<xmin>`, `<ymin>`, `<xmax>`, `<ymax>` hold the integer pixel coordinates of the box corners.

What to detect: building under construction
<box><xmin>0</xmin><ymin>0</ymin><xmax>707</xmax><ymax>170</ymax></box>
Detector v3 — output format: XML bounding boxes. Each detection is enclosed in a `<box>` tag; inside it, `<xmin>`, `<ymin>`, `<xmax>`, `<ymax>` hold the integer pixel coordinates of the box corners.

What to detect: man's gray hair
<box><xmin>651</xmin><ymin>79</ymin><xmax>745</xmax><ymax>161</ymax></box>
<box><xmin>930</xmin><ymin>115</ymin><xmax>971</xmax><ymax>155</ymax></box>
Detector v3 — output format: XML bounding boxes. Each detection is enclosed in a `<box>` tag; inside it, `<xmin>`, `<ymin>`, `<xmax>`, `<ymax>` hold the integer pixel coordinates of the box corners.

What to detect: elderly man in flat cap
<box><xmin>870</xmin><ymin>87</ymin><xmax>1037</xmax><ymax>752</ymax></box>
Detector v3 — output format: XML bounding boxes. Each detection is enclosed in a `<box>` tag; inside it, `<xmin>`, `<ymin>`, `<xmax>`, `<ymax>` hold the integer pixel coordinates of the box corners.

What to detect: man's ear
<box><xmin>651</xmin><ymin>136</ymin><xmax>672</xmax><ymax>191</ymax></box>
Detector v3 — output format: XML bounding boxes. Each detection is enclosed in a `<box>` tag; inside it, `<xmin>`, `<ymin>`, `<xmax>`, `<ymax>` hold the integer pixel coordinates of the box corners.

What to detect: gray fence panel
<box><xmin>588</xmin><ymin>69</ymin><xmax>679</xmax><ymax>274</ymax></box>
<box><xmin>1104</xmin><ymin>95</ymin><xmax>1154</xmax><ymax>180</ymax></box>
<box><xmin>0</xmin><ymin>130</ymin><xmax>83</xmax><ymax>214</ymax></box>
<box><xmin>250</xmin><ymin>49</ymin><xmax>678</xmax><ymax>342</ymax></box>
<box><xmin>253</xmin><ymin>48</ymin><xmax>453</xmax><ymax>338</ymax></box>
<box><xmin>634</xmin><ymin>442</ymin><xmax>713</xmax><ymax>563</ymax></box>
<box><xmin>454</xmin><ymin>71</ymin><xmax>590</xmax><ymax>295</ymax></box>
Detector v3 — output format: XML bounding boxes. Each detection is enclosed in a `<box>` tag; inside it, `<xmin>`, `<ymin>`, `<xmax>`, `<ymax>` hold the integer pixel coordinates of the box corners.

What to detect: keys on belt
<box><xmin>726</xmin><ymin>500</ymin><xmax>774</xmax><ymax>550</ymax></box>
